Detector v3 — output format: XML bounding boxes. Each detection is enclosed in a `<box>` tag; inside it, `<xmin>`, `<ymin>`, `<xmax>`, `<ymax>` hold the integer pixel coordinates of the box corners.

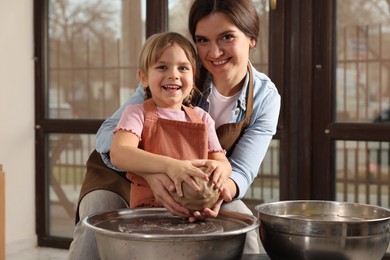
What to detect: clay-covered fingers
<box><xmin>166</xmin><ymin>160</ymin><xmax>208</xmax><ymax>193</ymax></box>
<box><xmin>195</xmin><ymin>160</ymin><xmax>228</xmax><ymax>190</ymax></box>
<box><xmin>201</xmin><ymin>198</ymin><xmax>223</xmax><ymax>219</ymax></box>
<box><xmin>143</xmin><ymin>173</ymin><xmax>190</xmax><ymax>217</ymax></box>
<box><xmin>188</xmin><ymin>194</ymin><xmax>226</xmax><ymax>222</ymax></box>
<box><xmin>188</xmin><ymin>210</ymin><xmax>207</xmax><ymax>222</ymax></box>
<box><xmin>210</xmin><ymin>168</ymin><xmax>224</xmax><ymax>190</ymax></box>
<box><xmin>188</xmin><ymin>163</ymin><xmax>210</xmax><ymax>180</ymax></box>
<box><xmin>174</xmin><ymin>180</ymin><xmax>184</xmax><ymax>198</ymax></box>
<box><xmin>190</xmin><ymin>159</ymin><xmax>216</xmax><ymax>176</ymax></box>
<box><xmin>219</xmin><ymin>186</ymin><xmax>232</xmax><ymax>202</ymax></box>
<box><xmin>202</xmin><ymin>200</ymin><xmax>223</xmax><ymax>218</ymax></box>
<box><xmin>174</xmin><ymin>174</ymin><xmax>202</xmax><ymax>197</ymax></box>
<box><xmin>160</xmin><ymin>198</ymin><xmax>190</xmax><ymax>218</ymax></box>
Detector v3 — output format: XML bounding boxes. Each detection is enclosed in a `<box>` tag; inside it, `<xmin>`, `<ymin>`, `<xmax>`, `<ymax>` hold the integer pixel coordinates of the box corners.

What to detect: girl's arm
<box><xmin>110</xmin><ymin>130</ymin><xmax>209</xmax><ymax>197</ymax></box>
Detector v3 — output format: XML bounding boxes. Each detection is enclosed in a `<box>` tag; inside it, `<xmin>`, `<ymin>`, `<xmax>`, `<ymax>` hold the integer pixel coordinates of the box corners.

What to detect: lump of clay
<box><xmin>170</xmin><ymin>168</ymin><xmax>220</xmax><ymax>212</ymax></box>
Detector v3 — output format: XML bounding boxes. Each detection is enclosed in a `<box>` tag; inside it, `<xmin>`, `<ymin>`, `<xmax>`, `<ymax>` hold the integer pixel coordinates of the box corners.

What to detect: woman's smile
<box><xmin>212</xmin><ymin>58</ymin><xmax>230</xmax><ymax>66</ymax></box>
<box><xmin>195</xmin><ymin>12</ymin><xmax>254</xmax><ymax>94</ymax></box>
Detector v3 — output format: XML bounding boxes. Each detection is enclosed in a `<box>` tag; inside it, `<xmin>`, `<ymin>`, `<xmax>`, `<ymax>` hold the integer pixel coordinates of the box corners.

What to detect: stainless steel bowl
<box><xmin>255</xmin><ymin>200</ymin><xmax>390</xmax><ymax>260</ymax></box>
<box><xmin>83</xmin><ymin>208</ymin><xmax>259</xmax><ymax>260</ymax></box>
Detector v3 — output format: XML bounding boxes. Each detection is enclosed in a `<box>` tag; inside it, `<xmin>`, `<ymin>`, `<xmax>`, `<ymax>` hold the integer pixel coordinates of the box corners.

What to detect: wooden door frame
<box><xmin>311</xmin><ymin>0</ymin><xmax>335</xmax><ymax>200</ymax></box>
<box><xmin>276</xmin><ymin>0</ymin><xmax>316</xmax><ymax>200</ymax></box>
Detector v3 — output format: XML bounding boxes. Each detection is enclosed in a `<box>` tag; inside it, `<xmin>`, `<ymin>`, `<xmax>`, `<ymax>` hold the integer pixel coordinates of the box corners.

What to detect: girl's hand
<box><xmin>142</xmin><ymin>173</ymin><xmax>191</xmax><ymax>218</ymax></box>
<box><xmin>165</xmin><ymin>159</ymin><xmax>209</xmax><ymax>197</ymax></box>
<box><xmin>191</xmin><ymin>156</ymin><xmax>231</xmax><ymax>191</ymax></box>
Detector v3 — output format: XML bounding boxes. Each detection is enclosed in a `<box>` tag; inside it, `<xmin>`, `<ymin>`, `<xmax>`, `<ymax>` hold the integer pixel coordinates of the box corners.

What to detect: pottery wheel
<box><xmin>118</xmin><ymin>216</ymin><xmax>224</xmax><ymax>234</ymax></box>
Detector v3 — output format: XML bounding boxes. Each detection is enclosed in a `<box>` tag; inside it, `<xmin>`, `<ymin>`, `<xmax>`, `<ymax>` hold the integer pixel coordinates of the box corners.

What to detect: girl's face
<box><xmin>138</xmin><ymin>44</ymin><xmax>194</xmax><ymax>110</ymax></box>
<box><xmin>194</xmin><ymin>12</ymin><xmax>255</xmax><ymax>94</ymax></box>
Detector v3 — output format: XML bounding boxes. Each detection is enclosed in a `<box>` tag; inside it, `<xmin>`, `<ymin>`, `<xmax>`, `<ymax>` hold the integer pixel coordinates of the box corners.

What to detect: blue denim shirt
<box><xmin>96</xmin><ymin>63</ymin><xmax>281</xmax><ymax>199</ymax></box>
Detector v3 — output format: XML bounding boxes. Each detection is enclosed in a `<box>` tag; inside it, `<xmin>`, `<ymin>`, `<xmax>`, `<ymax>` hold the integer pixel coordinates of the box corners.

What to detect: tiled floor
<box><xmin>6</xmin><ymin>247</ymin><xmax>68</xmax><ymax>260</ymax></box>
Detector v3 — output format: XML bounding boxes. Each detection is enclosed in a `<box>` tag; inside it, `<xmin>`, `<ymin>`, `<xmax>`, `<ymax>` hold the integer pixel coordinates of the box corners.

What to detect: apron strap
<box><xmin>182</xmin><ymin>105</ymin><xmax>203</xmax><ymax>124</ymax></box>
<box><xmin>143</xmin><ymin>99</ymin><xmax>158</xmax><ymax>125</ymax></box>
<box><xmin>143</xmin><ymin>98</ymin><xmax>203</xmax><ymax>124</ymax></box>
<box><xmin>243</xmin><ymin>63</ymin><xmax>254</xmax><ymax>128</ymax></box>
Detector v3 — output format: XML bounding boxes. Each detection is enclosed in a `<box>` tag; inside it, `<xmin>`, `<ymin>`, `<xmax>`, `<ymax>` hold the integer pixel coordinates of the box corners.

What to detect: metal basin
<box><xmin>255</xmin><ymin>200</ymin><xmax>390</xmax><ymax>260</ymax></box>
<box><xmin>83</xmin><ymin>208</ymin><xmax>259</xmax><ymax>260</ymax></box>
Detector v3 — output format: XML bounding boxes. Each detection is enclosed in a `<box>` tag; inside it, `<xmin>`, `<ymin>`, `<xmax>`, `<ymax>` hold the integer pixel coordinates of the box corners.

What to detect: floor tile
<box><xmin>6</xmin><ymin>247</ymin><xmax>68</xmax><ymax>260</ymax></box>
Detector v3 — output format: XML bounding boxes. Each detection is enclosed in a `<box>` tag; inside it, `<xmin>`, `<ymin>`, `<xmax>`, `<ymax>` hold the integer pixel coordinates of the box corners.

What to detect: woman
<box><xmin>68</xmin><ymin>0</ymin><xmax>280</xmax><ymax>259</ymax></box>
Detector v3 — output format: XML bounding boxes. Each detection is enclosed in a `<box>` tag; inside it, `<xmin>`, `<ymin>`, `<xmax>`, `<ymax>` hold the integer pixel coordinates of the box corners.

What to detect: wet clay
<box><xmin>170</xmin><ymin>167</ymin><xmax>220</xmax><ymax>211</ymax></box>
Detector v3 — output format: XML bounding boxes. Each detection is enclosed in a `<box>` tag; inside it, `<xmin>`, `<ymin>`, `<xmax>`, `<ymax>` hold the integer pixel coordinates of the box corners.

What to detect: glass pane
<box><xmin>335</xmin><ymin>140</ymin><xmax>390</xmax><ymax>207</ymax></box>
<box><xmin>168</xmin><ymin>0</ymin><xmax>278</xmax><ymax>205</ymax></box>
<box><xmin>48</xmin><ymin>133</ymin><xmax>96</xmax><ymax>237</ymax></box>
<box><xmin>168</xmin><ymin>0</ymin><xmax>192</xmax><ymax>37</ymax></box>
<box><xmin>335</xmin><ymin>0</ymin><xmax>390</xmax><ymax>123</ymax></box>
<box><xmin>251</xmin><ymin>0</ymin><xmax>270</xmax><ymax>75</ymax></box>
<box><xmin>47</xmin><ymin>0</ymin><xmax>145</xmax><ymax>119</ymax></box>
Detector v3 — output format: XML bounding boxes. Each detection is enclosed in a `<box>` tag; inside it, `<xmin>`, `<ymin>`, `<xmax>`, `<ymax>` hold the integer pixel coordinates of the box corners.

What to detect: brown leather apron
<box><xmin>127</xmin><ymin>99</ymin><xmax>208</xmax><ymax>208</ymax></box>
<box><xmin>75</xmin><ymin>65</ymin><xmax>254</xmax><ymax>223</ymax></box>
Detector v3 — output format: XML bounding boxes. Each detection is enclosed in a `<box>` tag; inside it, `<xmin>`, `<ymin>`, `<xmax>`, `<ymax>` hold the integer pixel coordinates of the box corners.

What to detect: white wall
<box><xmin>0</xmin><ymin>0</ymin><xmax>36</xmax><ymax>254</ymax></box>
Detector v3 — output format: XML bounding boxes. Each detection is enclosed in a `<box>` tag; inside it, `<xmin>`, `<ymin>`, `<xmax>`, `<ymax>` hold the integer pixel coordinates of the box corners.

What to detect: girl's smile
<box><xmin>162</xmin><ymin>84</ymin><xmax>182</xmax><ymax>91</ymax></box>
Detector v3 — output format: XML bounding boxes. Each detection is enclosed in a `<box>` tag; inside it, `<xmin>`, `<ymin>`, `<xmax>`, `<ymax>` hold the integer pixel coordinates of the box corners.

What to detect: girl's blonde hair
<box><xmin>138</xmin><ymin>32</ymin><xmax>199</xmax><ymax>105</ymax></box>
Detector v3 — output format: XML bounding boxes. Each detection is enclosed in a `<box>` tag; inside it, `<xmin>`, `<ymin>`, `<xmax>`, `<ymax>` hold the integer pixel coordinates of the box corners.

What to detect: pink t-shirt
<box><xmin>114</xmin><ymin>104</ymin><xmax>224</xmax><ymax>154</ymax></box>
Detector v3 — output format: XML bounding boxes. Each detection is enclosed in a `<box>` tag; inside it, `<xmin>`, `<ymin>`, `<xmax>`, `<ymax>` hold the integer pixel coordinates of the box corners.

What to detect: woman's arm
<box><xmin>96</xmin><ymin>84</ymin><xmax>145</xmax><ymax>169</ymax></box>
<box><xmin>230</xmin><ymin>82</ymin><xmax>281</xmax><ymax>199</ymax></box>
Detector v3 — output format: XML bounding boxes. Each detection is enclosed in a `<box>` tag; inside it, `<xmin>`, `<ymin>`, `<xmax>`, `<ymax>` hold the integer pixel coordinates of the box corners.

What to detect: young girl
<box><xmin>109</xmin><ymin>32</ymin><xmax>231</xmax><ymax>209</ymax></box>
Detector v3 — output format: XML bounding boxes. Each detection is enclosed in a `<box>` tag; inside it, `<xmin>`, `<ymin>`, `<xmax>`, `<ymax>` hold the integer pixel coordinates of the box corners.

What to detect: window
<box><xmin>35</xmin><ymin>0</ymin><xmax>146</xmax><ymax>247</ymax></box>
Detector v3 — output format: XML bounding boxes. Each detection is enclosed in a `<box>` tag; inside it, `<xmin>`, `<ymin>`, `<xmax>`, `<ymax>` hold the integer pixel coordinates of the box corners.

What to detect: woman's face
<box><xmin>138</xmin><ymin>44</ymin><xmax>194</xmax><ymax>110</ymax></box>
<box><xmin>194</xmin><ymin>12</ymin><xmax>255</xmax><ymax>92</ymax></box>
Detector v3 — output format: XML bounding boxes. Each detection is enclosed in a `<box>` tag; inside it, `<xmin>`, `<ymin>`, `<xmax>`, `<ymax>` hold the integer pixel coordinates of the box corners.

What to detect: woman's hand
<box><xmin>142</xmin><ymin>173</ymin><xmax>191</xmax><ymax>218</ymax></box>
